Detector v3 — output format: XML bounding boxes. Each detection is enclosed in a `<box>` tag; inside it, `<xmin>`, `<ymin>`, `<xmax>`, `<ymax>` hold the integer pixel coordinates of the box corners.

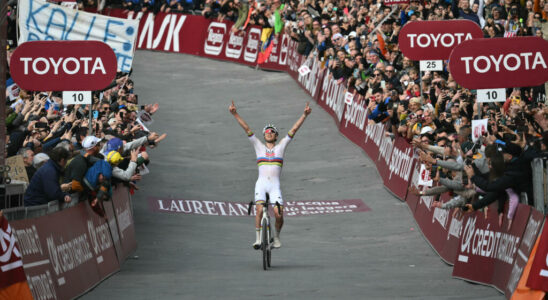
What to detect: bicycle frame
<box><xmin>248</xmin><ymin>195</ymin><xmax>281</xmax><ymax>270</ymax></box>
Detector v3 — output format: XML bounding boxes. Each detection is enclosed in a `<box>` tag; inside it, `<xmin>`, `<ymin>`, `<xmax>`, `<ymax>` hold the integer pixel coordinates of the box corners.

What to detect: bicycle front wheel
<box><xmin>262</xmin><ymin>219</ymin><xmax>268</xmax><ymax>270</ymax></box>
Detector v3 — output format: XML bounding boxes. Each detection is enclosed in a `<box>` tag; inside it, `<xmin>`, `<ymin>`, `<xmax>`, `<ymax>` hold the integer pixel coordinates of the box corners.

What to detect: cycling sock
<box><xmin>274</xmin><ymin>229</ymin><xmax>280</xmax><ymax>237</ymax></box>
<box><xmin>255</xmin><ymin>228</ymin><xmax>260</xmax><ymax>241</ymax></box>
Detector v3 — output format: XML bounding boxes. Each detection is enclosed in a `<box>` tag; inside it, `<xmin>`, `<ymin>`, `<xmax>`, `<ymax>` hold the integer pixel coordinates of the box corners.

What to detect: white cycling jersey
<box><xmin>248</xmin><ymin>132</ymin><xmax>293</xmax><ymax>204</ymax></box>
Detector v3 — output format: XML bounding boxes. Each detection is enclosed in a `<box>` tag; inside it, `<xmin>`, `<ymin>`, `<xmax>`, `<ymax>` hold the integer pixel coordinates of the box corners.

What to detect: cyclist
<box><xmin>229</xmin><ymin>100</ymin><xmax>311</xmax><ymax>249</ymax></box>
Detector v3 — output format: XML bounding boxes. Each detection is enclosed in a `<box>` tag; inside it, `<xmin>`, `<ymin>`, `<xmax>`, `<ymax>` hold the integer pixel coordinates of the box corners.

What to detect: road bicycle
<box><xmin>247</xmin><ymin>194</ymin><xmax>281</xmax><ymax>270</ymax></box>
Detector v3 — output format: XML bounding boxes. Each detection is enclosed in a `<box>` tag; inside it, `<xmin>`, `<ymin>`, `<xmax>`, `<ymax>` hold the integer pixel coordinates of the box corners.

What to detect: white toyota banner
<box><xmin>18</xmin><ymin>0</ymin><xmax>140</xmax><ymax>72</ymax></box>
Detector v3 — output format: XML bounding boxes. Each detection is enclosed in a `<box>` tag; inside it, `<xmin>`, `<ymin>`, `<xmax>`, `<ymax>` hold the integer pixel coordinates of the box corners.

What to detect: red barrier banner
<box><xmin>377</xmin><ymin>136</ymin><xmax>415</xmax><ymax>200</ymax></box>
<box><xmin>111</xmin><ymin>185</ymin><xmax>137</xmax><ymax>261</ymax></box>
<box><xmin>11</xmin><ymin>202</ymin><xmax>111</xmax><ymax>300</ymax></box>
<box><xmin>110</xmin><ymin>11</ymin><xmax>204</xmax><ymax>55</ymax></box>
<box><xmin>258</xmin><ymin>34</ymin><xmax>291</xmax><ymax>71</ymax></box>
<box><xmin>10</xmin><ymin>216</ymin><xmax>58</xmax><ymax>300</ymax></box>
<box><xmin>295</xmin><ymin>57</ymin><xmax>325</xmax><ymax>101</ymax></box>
<box><xmin>405</xmin><ymin>159</ymin><xmax>422</xmax><ymax>214</ymax></box>
<box><xmin>7</xmin><ymin>187</ymin><xmax>135</xmax><ymax>300</ymax></box>
<box><xmin>316</xmin><ymin>70</ymin><xmax>346</xmax><ymax>125</ymax></box>
<box><xmin>339</xmin><ymin>95</ymin><xmax>368</xmax><ymax>148</ymax></box>
<box><xmin>362</xmin><ymin>122</ymin><xmax>385</xmax><ymax>168</ymax></box>
<box><xmin>506</xmin><ymin>209</ymin><xmax>544</xmax><ymax>297</ymax></box>
<box><xmin>527</xmin><ymin>216</ymin><xmax>548</xmax><ymax>292</ymax></box>
<box><xmin>0</xmin><ymin>215</ymin><xmax>26</xmax><ymax>290</ymax></box>
<box><xmin>407</xmin><ymin>158</ymin><xmax>463</xmax><ymax>265</ymax></box>
<box><xmin>412</xmin><ymin>189</ymin><xmax>462</xmax><ymax>264</ymax></box>
<box><xmin>453</xmin><ymin>203</ymin><xmax>531</xmax><ymax>293</ymax></box>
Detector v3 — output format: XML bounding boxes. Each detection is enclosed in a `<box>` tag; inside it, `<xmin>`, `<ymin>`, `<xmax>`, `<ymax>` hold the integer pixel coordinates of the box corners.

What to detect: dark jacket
<box><xmin>24</xmin><ymin>160</ymin><xmax>66</xmax><ymax>206</ymax></box>
<box><xmin>452</xmin><ymin>2</ymin><xmax>481</xmax><ymax>26</ymax></box>
<box><xmin>471</xmin><ymin>147</ymin><xmax>539</xmax><ymax>210</ymax></box>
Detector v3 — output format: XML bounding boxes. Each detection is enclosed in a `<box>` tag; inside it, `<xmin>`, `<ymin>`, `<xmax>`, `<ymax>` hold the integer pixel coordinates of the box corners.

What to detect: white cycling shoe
<box><xmin>273</xmin><ymin>237</ymin><xmax>281</xmax><ymax>248</ymax></box>
<box><xmin>252</xmin><ymin>239</ymin><xmax>261</xmax><ymax>250</ymax></box>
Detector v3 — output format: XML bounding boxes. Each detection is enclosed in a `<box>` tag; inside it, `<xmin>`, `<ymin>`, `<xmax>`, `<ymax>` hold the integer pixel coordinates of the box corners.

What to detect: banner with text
<box><xmin>148</xmin><ymin>198</ymin><xmax>370</xmax><ymax>216</ymax></box>
<box><xmin>8</xmin><ymin>185</ymin><xmax>135</xmax><ymax>300</ymax></box>
<box><xmin>453</xmin><ymin>203</ymin><xmax>532</xmax><ymax>294</ymax></box>
<box><xmin>18</xmin><ymin>0</ymin><xmax>139</xmax><ymax>72</ymax></box>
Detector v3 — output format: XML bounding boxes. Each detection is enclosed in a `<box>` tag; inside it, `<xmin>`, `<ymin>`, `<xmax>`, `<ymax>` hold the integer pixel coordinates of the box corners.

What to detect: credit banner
<box><xmin>453</xmin><ymin>204</ymin><xmax>531</xmax><ymax>293</ymax></box>
<box><xmin>148</xmin><ymin>198</ymin><xmax>370</xmax><ymax>216</ymax></box>
<box><xmin>10</xmin><ymin>202</ymin><xmax>118</xmax><ymax>300</ymax></box>
<box><xmin>8</xmin><ymin>185</ymin><xmax>134</xmax><ymax>300</ymax></box>
<box><xmin>506</xmin><ymin>210</ymin><xmax>544</xmax><ymax>296</ymax></box>
<box><xmin>527</xmin><ymin>216</ymin><xmax>548</xmax><ymax>292</ymax></box>
<box><xmin>18</xmin><ymin>0</ymin><xmax>139</xmax><ymax>72</ymax></box>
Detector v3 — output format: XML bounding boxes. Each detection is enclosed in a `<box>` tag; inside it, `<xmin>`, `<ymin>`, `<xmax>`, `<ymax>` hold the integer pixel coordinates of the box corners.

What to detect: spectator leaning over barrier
<box><xmin>63</xmin><ymin>136</ymin><xmax>104</xmax><ymax>204</ymax></box>
<box><xmin>84</xmin><ymin>160</ymin><xmax>113</xmax><ymax>217</ymax></box>
<box><xmin>24</xmin><ymin>147</ymin><xmax>72</xmax><ymax>207</ymax></box>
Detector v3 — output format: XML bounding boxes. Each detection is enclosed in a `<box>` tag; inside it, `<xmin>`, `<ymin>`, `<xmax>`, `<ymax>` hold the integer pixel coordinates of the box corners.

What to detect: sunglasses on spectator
<box><xmin>372</xmin><ymin>73</ymin><xmax>381</xmax><ymax>77</ymax></box>
<box><xmin>385</xmin><ymin>69</ymin><xmax>394</xmax><ymax>73</ymax></box>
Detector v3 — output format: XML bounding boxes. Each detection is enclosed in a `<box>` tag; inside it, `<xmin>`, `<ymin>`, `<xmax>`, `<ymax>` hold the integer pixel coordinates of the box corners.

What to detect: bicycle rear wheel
<box><xmin>262</xmin><ymin>219</ymin><xmax>268</xmax><ymax>270</ymax></box>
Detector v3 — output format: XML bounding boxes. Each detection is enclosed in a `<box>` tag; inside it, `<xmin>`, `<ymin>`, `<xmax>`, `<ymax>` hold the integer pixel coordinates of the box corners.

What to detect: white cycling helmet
<box><xmin>262</xmin><ymin>124</ymin><xmax>279</xmax><ymax>135</ymax></box>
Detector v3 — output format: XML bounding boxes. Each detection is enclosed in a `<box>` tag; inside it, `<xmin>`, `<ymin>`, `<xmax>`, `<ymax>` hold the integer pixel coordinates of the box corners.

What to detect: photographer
<box><xmin>504</xmin><ymin>4</ymin><xmax>523</xmax><ymax>36</ymax></box>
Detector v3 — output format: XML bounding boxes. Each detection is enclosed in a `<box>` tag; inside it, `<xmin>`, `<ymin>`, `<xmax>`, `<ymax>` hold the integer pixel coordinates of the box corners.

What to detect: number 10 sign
<box><xmin>63</xmin><ymin>91</ymin><xmax>92</xmax><ymax>104</ymax></box>
<box><xmin>477</xmin><ymin>88</ymin><xmax>506</xmax><ymax>103</ymax></box>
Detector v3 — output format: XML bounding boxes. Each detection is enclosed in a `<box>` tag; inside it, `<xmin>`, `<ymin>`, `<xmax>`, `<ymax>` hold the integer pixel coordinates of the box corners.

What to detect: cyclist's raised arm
<box><xmin>229</xmin><ymin>100</ymin><xmax>253</xmax><ymax>136</ymax></box>
<box><xmin>288</xmin><ymin>101</ymin><xmax>312</xmax><ymax>137</ymax></box>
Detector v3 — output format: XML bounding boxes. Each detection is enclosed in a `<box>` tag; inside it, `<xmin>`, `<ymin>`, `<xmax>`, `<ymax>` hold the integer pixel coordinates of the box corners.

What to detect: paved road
<box><xmin>82</xmin><ymin>51</ymin><xmax>503</xmax><ymax>299</ymax></box>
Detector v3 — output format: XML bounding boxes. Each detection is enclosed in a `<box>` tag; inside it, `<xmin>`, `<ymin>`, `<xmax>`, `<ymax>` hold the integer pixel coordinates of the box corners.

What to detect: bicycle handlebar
<box><xmin>246</xmin><ymin>199</ymin><xmax>282</xmax><ymax>216</ymax></box>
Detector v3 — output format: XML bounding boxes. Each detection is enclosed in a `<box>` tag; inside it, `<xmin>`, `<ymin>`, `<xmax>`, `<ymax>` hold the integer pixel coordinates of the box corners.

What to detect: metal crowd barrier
<box><xmin>531</xmin><ymin>157</ymin><xmax>547</xmax><ymax>214</ymax></box>
<box><xmin>3</xmin><ymin>201</ymin><xmax>59</xmax><ymax>221</ymax></box>
<box><xmin>1</xmin><ymin>183</ymin><xmax>25</xmax><ymax>209</ymax></box>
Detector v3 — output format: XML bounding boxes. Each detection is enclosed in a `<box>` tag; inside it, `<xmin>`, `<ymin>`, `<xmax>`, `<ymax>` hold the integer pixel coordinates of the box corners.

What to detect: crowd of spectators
<box><xmin>199</xmin><ymin>0</ymin><xmax>548</xmax><ymax>221</ymax></box>
<box><xmin>4</xmin><ymin>46</ymin><xmax>167</xmax><ymax>215</ymax></box>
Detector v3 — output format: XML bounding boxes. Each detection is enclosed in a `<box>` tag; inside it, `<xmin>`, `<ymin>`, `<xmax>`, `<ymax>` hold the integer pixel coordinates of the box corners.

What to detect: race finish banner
<box><xmin>18</xmin><ymin>0</ymin><xmax>139</xmax><ymax>72</ymax></box>
<box><xmin>148</xmin><ymin>198</ymin><xmax>371</xmax><ymax>216</ymax></box>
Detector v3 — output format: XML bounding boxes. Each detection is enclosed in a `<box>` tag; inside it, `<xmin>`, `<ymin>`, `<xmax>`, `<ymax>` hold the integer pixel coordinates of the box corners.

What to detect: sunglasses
<box><xmin>265</xmin><ymin>129</ymin><xmax>277</xmax><ymax>134</ymax></box>
<box><xmin>373</xmin><ymin>73</ymin><xmax>381</xmax><ymax>77</ymax></box>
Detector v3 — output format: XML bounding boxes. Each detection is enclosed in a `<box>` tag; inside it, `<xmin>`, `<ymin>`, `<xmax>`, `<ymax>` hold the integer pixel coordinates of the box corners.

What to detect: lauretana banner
<box><xmin>97</xmin><ymin>10</ymin><xmax>545</xmax><ymax>298</ymax></box>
